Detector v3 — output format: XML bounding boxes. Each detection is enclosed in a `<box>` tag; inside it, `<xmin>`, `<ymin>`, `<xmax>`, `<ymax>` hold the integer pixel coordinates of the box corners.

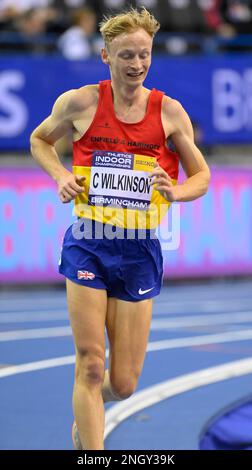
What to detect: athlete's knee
<box><xmin>75</xmin><ymin>347</ymin><xmax>105</xmax><ymax>387</ymax></box>
<box><xmin>110</xmin><ymin>376</ymin><xmax>137</xmax><ymax>400</ymax></box>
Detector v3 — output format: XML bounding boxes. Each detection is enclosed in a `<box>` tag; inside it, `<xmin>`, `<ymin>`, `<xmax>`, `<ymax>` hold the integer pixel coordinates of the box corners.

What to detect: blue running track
<box><xmin>0</xmin><ymin>280</ymin><xmax>252</xmax><ymax>450</ymax></box>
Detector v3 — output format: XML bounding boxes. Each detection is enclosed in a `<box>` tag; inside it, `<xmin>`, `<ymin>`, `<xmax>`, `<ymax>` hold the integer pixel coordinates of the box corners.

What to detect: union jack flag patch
<box><xmin>77</xmin><ymin>270</ymin><xmax>95</xmax><ymax>280</ymax></box>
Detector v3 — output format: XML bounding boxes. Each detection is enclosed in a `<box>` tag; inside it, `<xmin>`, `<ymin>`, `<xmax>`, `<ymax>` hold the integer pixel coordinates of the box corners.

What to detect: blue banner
<box><xmin>0</xmin><ymin>55</ymin><xmax>252</xmax><ymax>149</ymax></box>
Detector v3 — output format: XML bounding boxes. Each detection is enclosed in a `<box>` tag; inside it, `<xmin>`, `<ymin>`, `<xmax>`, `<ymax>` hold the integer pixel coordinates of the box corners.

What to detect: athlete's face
<box><xmin>102</xmin><ymin>28</ymin><xmax>152</xmax><ymax>87</ymax></box>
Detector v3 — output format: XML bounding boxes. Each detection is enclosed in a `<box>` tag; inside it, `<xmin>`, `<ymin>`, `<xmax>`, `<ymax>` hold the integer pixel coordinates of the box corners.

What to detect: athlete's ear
<box><xmin>101</xmin><ymin>47</ymin><xmax>110</xmax><ymax>65</ymax></box>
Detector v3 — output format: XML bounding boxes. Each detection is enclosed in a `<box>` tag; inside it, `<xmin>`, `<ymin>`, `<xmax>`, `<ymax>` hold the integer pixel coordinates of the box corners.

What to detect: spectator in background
<box><xmin>203</xmin><ymin>0</ymin><xmax>237</xmax><ymax>37</ymax></box>
<box><xmin>97</xmin><ymin>0</ymin><xmax>161</xmax><ymax>21</ymax></box>
<box><xmin>202</xmin><ymin>0</ymin><xmax>252</xmax><ymax>52</ymax></box>
<box><xmin>0</xmin><ymin>0</ymin><xmax>51</xmax><ymax>10</ymax></box>
<box><xmin>160</xmin><ymin>0</ymin><xmax>207</xmax><ymax>33</ymax></box>
<box><xmin>13</xmin><ymin>8</ymin><xmax>54</xmax><ymax>52</ymax></box>
<box><xmin>52</xmin><ymin>0</ymin><xmax>95</xmax><ymax>8</ymax></box>
<box><xmin>0</xmin><ymin>0</ymin><xmax>59</xmax><ymax>34</ymax></box>
<box><xmin>159</xmin><ymin>0</ymin><xmax>207</xmax><ymax>53</ymax></box>
<box><xmin>99</xmin><ymin>0</ymin><xmax>129</xmax><ymax>12</ymax></box>
<box><xmin>58</xmin><ymin>7</ymin><xmax>97</xmax><ymax>59</ymax></box>
<box><xmin>96</xmin><ymin>1</ymin><xmax>137</xmax><ymax>25</ymax></box>
<box><xmin>221</xmin><ymin>0</ymin><xmax>252</xmax><ymax>33</ymax></box>
<box><xmin>49</xmin><ymin>0</ymin><xmax>99</xmax><ymax>33</ymax></box>
<box><xmin>0</xmin><ymin>6</ymin><xmax>17</xmax><ymax>31</ymax></box>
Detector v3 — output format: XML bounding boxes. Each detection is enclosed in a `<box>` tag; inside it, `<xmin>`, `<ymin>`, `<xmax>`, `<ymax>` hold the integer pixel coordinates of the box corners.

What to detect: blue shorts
<box><xmin>58</xmin><ymin>219</ymin><xmax>163</xmax><ymax>302</ymax></box>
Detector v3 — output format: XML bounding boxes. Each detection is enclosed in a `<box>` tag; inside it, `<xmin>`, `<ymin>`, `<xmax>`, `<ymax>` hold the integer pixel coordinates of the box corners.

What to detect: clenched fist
<box><xmin>149</xmin><ymin>162</ymin><xmax>178</xmax><ymax>202</ymax></box>
<box><xmin>57</xmin><ymin>170</ymin><xmax>86</xmax><ymax>203</ymax></box>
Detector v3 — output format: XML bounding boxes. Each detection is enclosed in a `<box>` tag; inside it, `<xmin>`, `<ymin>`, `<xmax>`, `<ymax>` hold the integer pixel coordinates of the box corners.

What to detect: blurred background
<box><xmin>0</xmin><ymin>0</ymin><xmax>252</xmax><ymax>284</ymax></box>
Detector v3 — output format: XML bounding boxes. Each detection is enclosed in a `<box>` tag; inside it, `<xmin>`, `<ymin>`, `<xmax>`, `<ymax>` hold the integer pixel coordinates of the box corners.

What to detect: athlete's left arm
<box><xmin>151</xmin><ymin>99</ymin><xmax>211</xmax><ymax>202</ymax></box>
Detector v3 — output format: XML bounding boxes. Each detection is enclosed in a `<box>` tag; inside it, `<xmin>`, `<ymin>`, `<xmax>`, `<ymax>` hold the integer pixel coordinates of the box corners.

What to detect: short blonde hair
<box><xmin>99</xmin><ymin>7</ymin><xmax>160</xmax><ymax>48</ymax></box>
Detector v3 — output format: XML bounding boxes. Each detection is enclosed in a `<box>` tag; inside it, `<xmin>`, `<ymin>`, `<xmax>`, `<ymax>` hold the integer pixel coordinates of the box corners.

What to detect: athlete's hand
<box><xmin>149</xmin><ymin>162</ymin><xmax>178</xmax><ymax>202</ymax></box>
<box><xmin>57</xmin><ymin>170</ymin><xmax>86</xmax><ymax>204</ymax></box>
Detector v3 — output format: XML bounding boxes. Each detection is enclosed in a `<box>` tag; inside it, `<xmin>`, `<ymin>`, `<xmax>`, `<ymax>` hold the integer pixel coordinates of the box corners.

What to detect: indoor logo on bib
<box><xmin>88</xmin><ymin>150</ymin><xmax>156</xmax><ymax>210</ymax></box>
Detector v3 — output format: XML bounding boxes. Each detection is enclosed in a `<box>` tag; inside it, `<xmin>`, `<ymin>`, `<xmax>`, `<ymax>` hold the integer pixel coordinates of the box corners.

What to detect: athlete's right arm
<box><xmin>30</xmin><ymin>89</ymin><xmax>85</xmax><ymax>204</ymax></box>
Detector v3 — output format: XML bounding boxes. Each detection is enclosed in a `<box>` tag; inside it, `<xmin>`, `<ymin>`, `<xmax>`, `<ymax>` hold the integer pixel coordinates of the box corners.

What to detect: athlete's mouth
<box><xmin>126</xmin><ymin>71</ymin><xmax>144</xmax><ymax>77</ymax></box>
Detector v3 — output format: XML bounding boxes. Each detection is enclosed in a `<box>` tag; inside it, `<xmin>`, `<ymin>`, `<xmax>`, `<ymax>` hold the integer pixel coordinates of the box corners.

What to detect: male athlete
<box><xmin>30</xmin><ymin>7</ymin><xmax>210</xmax><ymax>450</ymax></box>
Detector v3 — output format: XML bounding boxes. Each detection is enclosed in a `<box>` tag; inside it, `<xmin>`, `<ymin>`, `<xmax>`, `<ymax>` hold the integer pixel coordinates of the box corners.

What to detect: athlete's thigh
<box><xmin>106</xmin><ymin>297</ymin><xmax>153</xmax><ymax>377</ymax></box>
<box><xmin>66</xmin><ymin>279</ymin><xmax>107</xmax><ymax>358</ymax></box>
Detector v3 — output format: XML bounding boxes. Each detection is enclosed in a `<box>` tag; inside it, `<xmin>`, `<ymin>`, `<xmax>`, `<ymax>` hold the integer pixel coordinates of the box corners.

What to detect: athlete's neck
<box><xmin>111</xmin><ymin>81</ymin><xmax>146</xmax><ymax>109</ymax></box>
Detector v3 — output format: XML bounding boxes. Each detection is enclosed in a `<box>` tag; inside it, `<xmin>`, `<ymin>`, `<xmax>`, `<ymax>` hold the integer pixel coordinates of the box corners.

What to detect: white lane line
<box><xmin>0</xmin><ymin>351</ymin><xmax>110</xmax><ymax>378</ymax></box>
<box><xmin>0</xmin><ymin>356</ymin><xmax>76</xmax><ymax>377</ymax></box>
<box><xmin>155</xmin><ymin>284</ymin><xmax>252</xmax><ymax>298</ymax></box>
<box><xmin>1</xmin><ymin>298</ymin><xmax>251</xmax><ymax>314</ymax></box>
<box><xmin>151</xmin><ymin>311</ymin><xmax>252</xmax><ymax>328</ymax></box>
<box><xmin>0</xmin><ymin>326</ymin><xmax>72</xmax><ymax>341</ymax></box>
<box><xmin>154</xmin><ymin>301</ymin><xmax>252</xmax><ymax>314</ymax></box>
<box><xmin>2</xmin><ymin>307</ymin><xmax>252</xmax><ymax>323</ymax></box>
<box><xmin>2</xmin><ymin>313</ymin><xmax>252</xmax><ymax>341</ymax></box>
<box><xmin>0</xmin><ymin>311</ymin><xmax>68</xmax><ymax>323</ymax></box>
<box><xmin>147</xmin><ymin>330</ymin><xmax>252</xmax><ymax>351</ymax></box>
<box><xmin>1</xmin><ymin>309</ymin><xmax>252</xmax><ymax>326</ymax></box>
<box><xmin>0</xmin><ymin>300</ymin><xmax>66</xmax><ymax>311</ymax></box>
<box><xmin>1</xmin><ymin>330</ymin><xmax>252</xmax><ymax>379</ymax></box>
<box><xmin>104</xmin><ymin>357</ymin><xmax>252</xmax><ymax>440</ymax></box>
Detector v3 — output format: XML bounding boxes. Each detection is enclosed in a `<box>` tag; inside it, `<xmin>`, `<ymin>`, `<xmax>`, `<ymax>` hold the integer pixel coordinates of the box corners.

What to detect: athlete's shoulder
<box><xmin>162</xmin><ymin>96</ymin><xmax>189</xmax><ymax>127</ymax></box>
<box><xmin>75</xmin><ymin>84</ymin><xmax>99</xmax><ymax>108</ymax></box>
<box><xmin>162</xmin><ymin>95</ymin><xmax>187</xmax><ymax>121</ymax></box>
<box><xmin>53</xmin><ymin>84</ymin><xmax>99</xmax><ymax>117</ymax></box>
<box><xmin>67</xmin><ymin>84</ymin><xmax>99</xmax><ymax>112</ymax></box>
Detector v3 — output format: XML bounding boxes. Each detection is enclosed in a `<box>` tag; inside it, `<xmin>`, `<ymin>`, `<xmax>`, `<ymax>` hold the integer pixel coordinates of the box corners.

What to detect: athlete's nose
<box><xmin>130</xmin><ymin>55</ymin><xmax>142</xmax><ymax>70</ymax></box>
